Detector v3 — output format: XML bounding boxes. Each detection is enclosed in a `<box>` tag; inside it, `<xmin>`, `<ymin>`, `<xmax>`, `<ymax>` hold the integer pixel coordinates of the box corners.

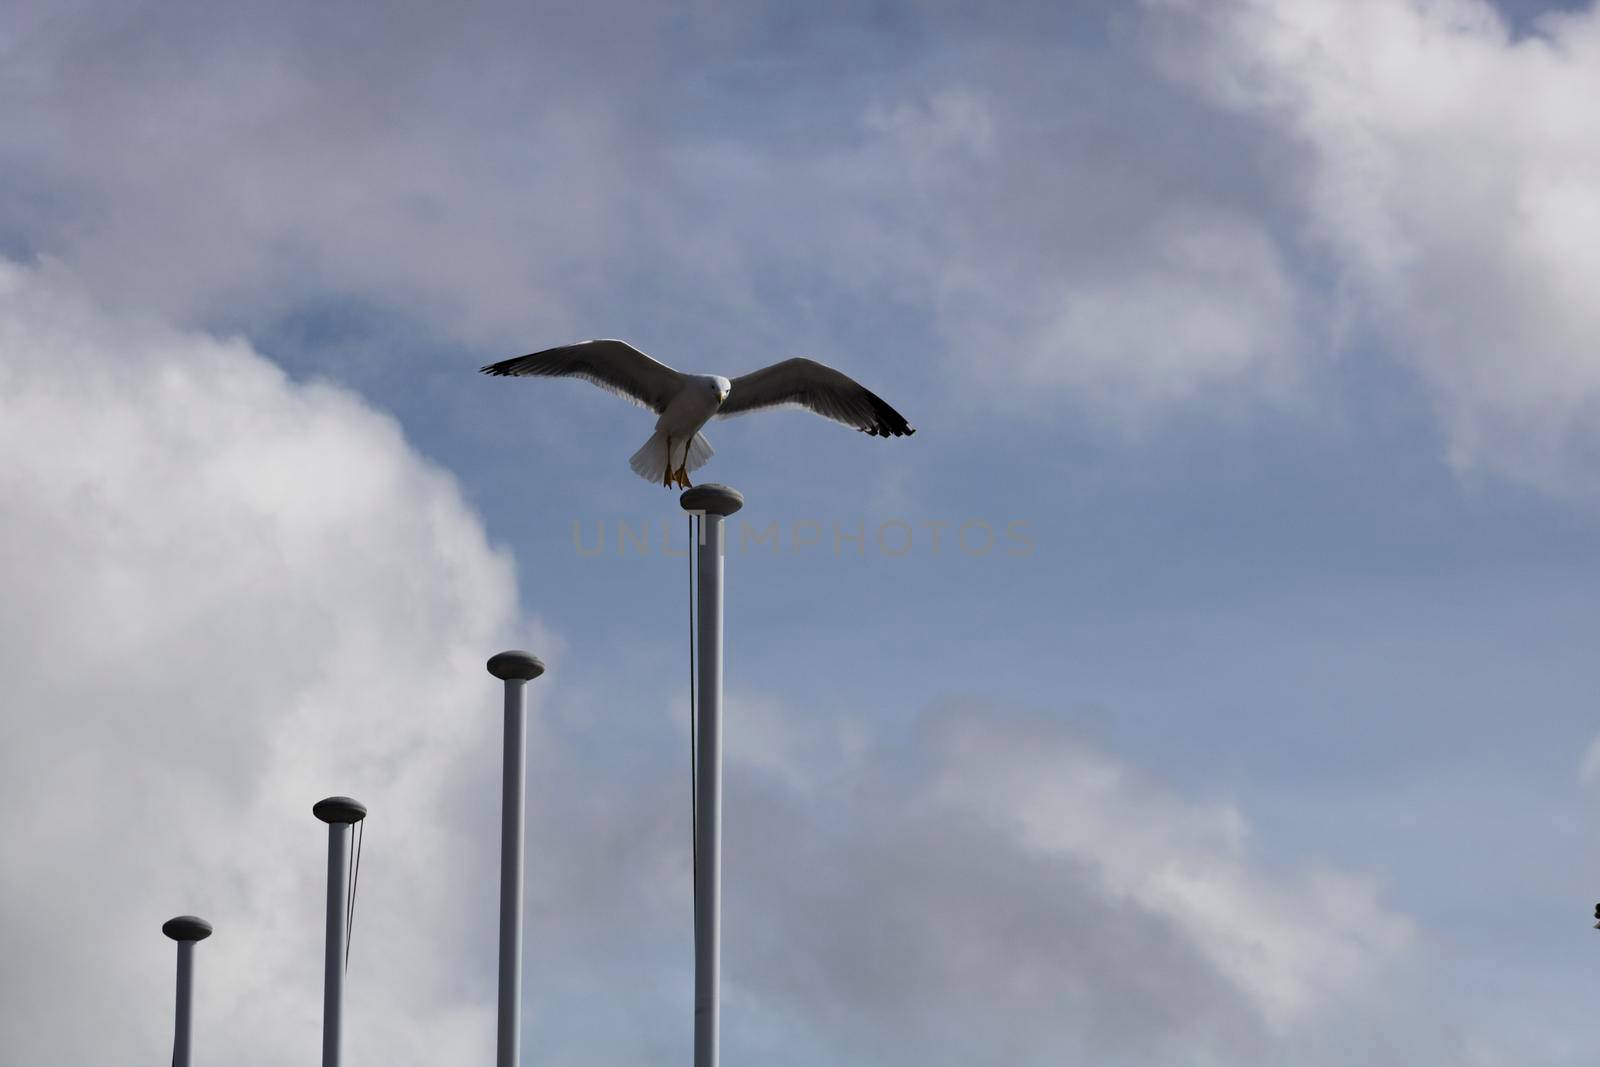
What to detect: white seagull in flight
<box><xmin>481</xmin><ymin>339</ymin><xmax>915</xmax><ymax>488</ymax></box>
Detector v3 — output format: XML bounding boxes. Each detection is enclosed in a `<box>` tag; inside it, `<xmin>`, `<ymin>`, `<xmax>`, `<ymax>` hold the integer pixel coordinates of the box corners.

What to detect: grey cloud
<box><xmin>727</xmin><ymin>778</ymin><xmax>1267</xmax><ymax>1065</ymax></box>
<box><xmin>2</xmin><ymin>0</ymin><xmax>1319</xmax><ymax>427</ymax></box>
<box><xmin>707</xmin><ymin>698</ymin><xmax>1414</xmax><ymax>1065</ymax></box>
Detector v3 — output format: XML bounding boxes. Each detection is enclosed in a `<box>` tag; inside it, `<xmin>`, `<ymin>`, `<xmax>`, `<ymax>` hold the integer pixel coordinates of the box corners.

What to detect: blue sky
<box><xmin>5</xmin><ymin>1</ymin><xmax>1600</xmax><ymax>1063</ymax></box>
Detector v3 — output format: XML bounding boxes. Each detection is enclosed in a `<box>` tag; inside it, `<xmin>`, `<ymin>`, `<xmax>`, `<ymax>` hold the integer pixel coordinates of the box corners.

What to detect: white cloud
<box><xmin>934</xmin><ymin>204</ymin><xmax>1309</xmax><ymax>422</ymax></box>
<box><xmin>919</xmin><ymin>706</ymin><xmax>1411</xmax><ymax>1026</ymax></box>
<box><xmin>1146</xmin><ymin>0</ymin><xmax>1600</xmax><ymax>491</ymax></box>
<box><xmin>863</xmin><ymin>89</ymin><xmax>997</xmax><ymax>163</ymax></box>
<box><xmin>0</xmin><ymin>257</ymin><xmax>534</xmax><ymax>1064</ymax></box>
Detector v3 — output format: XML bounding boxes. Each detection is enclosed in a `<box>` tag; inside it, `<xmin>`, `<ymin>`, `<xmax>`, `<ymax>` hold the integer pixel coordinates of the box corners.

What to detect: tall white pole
<box><xmin>313</xmin><ymin>796</ymin><xmax>366</xmax><ymax>1067</ymax></box>
<box><xmin>487</xmin><ymin>650</ymin><xmax>545</xmax><ymax>1067</ymax></box>
<box><xmin>162</xmin><ymin>915</ymin><xmax>212</xmax><ymax>1067</ymax></box>
<box><xmin>681</xmin><ymin>484</ymin><xmax>743</xmax><ymax>1067</ymax></box>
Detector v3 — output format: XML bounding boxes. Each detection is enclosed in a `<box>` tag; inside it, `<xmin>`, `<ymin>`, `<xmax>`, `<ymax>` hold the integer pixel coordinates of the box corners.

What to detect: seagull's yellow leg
<box><xmin>663</xmin><ymin>437</ymin><xmax>673</xmax><ymax>488</ymax></box>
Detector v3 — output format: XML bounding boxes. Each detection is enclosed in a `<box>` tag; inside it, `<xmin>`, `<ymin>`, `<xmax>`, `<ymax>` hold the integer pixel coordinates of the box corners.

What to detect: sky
<box><xmin>5</xmin><ymin>0</ymin><xmax>1600</xmax><ymax>1063</ymax></box>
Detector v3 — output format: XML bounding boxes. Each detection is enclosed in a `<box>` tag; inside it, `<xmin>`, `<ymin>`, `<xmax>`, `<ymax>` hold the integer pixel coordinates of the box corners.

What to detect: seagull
<box><xmin>481</xmin><ymin>339</ymin><xmax>915</xmax><ymax>488</ymax></box>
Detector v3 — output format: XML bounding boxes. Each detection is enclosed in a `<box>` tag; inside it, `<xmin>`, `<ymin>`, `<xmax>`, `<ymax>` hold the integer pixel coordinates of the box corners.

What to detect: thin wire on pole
<box><xmin>313</xmin><ymin>795</ymin><xmax>364</xmax><ymax>1067</ymax></box>
<box><xmin>345</xmin><ymin>818</ymin><xmax>363</xmax><ymax>971</ymax></box>
<box><xmin>688</xmin><ymin>513</ymin><xmax>699</xmax><ymax>900</ymax></box>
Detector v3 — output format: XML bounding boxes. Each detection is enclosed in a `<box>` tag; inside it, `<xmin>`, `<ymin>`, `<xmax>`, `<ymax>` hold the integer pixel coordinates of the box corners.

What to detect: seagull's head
<box><xmin>711</xmin><ymin>376</ymin><xmax>731</xmax><ymax>404</ymax></box>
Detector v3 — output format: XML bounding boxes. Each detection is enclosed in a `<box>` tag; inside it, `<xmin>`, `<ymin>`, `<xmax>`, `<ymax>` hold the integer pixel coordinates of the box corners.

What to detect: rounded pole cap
<box><xmin>680</xmin><ymin>484</ymin><xmax>744</xmax><ymax>517</ymax></box>
<box><xmin>162</xmin><ymin>915</ymin><xmax>213</xmax><ymax>942</ymax></box>
<box><xmin>487</xmin><ymin>650</ymin><xmax>545</xmax><ymax>681</ymax></box>
<box><xmin>313</xmin><ymin>795</ymin><xmax>368</xmax><ymax>824</ymax></box>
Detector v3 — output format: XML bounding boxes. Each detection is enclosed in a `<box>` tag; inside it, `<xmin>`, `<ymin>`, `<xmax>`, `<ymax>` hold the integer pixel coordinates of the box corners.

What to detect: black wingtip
<box><xmin>859</xmin><ymin>390</ymin><xmax>914</xmax><ymax>438</ymax></box>
<box><xmin>480</xmin><ymin>357</ymin><xmax>527</xmax><ymax>377</ymax></box>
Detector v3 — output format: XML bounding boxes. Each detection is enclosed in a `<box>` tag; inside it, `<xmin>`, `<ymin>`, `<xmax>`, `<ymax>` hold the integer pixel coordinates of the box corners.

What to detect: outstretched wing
<box><xmin>717</xmin><ymin>358</ymin><xmax>915</xmax><ymax>437</ymax></box>
<box><xmin>480</xmin><ymin>339</ymin><xmax>685</xmax><ymax>413</ymax></box>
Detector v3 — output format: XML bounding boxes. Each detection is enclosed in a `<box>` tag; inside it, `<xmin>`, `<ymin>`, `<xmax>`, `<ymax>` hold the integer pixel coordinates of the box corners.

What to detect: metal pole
<box><xmin>487</xmin><ymin>650</ymin><xmax>545</xmax><ymax>1067</ymax></box>
<box><xmin>313</xmin><ymin>796</ymin><xmax>367</xmax><ymax>1067</ymax></box>
<box><xmin>681</xmin><ymin>484</ymin><xmax>743</xmax><ymax>1067</ymax></box>
<box><xmin>162</xmin><ymin>915</ymin><xmax>212</xmax><ymax>1067</ymax></box>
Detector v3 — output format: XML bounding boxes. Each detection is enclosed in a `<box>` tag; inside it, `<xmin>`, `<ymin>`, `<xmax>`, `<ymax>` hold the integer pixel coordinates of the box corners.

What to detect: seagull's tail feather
<box><xmin>629</xmin><ymin>430</ymin><xmax>715</xmax><ymax>484</ymax></box>
<box><xmin>629</xmin><ymin>430</ymin><xmax>671</xmax><ymax>483</ymax></box>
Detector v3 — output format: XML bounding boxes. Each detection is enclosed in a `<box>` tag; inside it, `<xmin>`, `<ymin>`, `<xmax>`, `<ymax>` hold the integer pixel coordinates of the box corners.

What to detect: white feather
<box><xmin>629</xmin><ymin>430</ymin><xmax>713</xmax><ymax>484</ymax></box>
